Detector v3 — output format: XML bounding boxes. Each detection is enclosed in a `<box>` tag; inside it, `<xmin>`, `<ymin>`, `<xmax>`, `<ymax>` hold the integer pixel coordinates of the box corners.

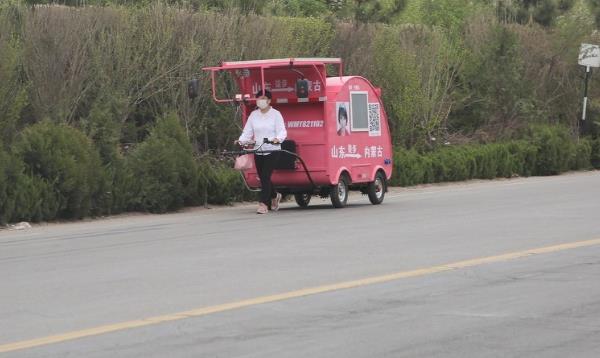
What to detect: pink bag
<box><xmin>234</xmin><ymin>154</ymin><xmax>253</xmax><ymax>171</ymax></box>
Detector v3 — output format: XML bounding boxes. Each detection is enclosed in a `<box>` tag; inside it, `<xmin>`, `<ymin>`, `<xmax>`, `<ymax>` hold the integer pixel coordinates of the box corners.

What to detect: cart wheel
<box><xmin>330</xmin><ymin>174</ymin><xmax>349</xmax><ymax>208</ymax></box>
<box><xmin>294</xmin><ymin>193</ymin><xmax>311</xmax><ymax>208</ymax></box>
<box><xmin>367</xmin><ymin>171</ymin><xmax>386</xmax><ymax>205</ymax></box>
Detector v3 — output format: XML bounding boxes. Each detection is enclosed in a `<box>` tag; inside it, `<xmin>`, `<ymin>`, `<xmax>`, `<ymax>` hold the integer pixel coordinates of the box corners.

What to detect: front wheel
<box><xmin>367</xmin><ymin>171</ymin><xmax>386</xmax><ymax>205</ymax></box>
<box><xmin>330</xmin><ymin>175</ymin><xmax>349</xmax><ymax>208</ymax></box>
<box><xmin>294</xmin><ymin>193</ymin><xmax>311</xmax><ymax>208</ymax></box>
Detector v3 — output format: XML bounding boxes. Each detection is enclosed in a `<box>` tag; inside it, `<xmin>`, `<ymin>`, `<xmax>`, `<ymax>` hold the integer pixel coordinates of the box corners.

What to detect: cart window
<box><xmin>350</xmin><ymin>92</ymin><xmax>368</xmax><ymax>131</ymax></box>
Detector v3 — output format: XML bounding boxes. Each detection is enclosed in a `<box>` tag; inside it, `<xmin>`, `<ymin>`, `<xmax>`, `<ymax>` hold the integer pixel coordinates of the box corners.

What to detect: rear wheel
<box><xmin>294</xmin><ymin>193</ymin><xmax>311</xmax><ymax>208</ymax></box>
<box><xmin>330</xmin><ymin>174</ymin><xmax>349</xmax><ymax>208</ymax></box>
<box><xmin>367</xmin><ymin>171</ymin><xmax>386</xmax><ymax>205</ymax></box>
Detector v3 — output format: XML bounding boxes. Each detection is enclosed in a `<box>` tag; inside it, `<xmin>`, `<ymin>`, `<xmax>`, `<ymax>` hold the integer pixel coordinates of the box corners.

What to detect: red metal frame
<box><xmin>203</xmin><ymin>58</ymin><xmax>343</xmax><ymax>103</ymax></box>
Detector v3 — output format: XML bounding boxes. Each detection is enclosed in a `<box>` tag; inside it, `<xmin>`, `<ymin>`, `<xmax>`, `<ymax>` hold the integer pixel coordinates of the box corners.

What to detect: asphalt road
<box><xmin>1</xmin><ymin>171</ymin><xmax>600</xmax><ymax>357</ymax></box>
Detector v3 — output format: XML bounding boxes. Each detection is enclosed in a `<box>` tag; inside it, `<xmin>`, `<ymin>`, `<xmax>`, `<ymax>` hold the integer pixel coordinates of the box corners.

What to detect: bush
<box><xmin>127</xmin><ymin>113</ymin><xmax>199</xmax><ymax>213</ymax></box>
<box><xmin>591</xmin><ymin>139</ymin><xmax>600</xmax><ymax>169</ymax></box>
<box><xmin>472</xmin><ymin>143</ymin><xmax>514</xmax><ymax>179</ymax></box>
<box><xmin>198</xmin><ymin>157</ymin><xmax>255</xmax><ymax>205</ymax></box>
<box><xmin>571</xmin><ymin>139</ymin><xmax>592</xmax><ymax>170</ymax></box>
<box><xmin>11</xmin><ymin>173</ymin><xmax>60</xmax><ymax>223</ymax></box>
<box><xmin>430</xmin><ymin>147</ymin><xmax>473</xmax><ymax>182</ymax></box>
<box><xmin>526</xmin><ymin>125</ymin><xmax>575</xmax><ymax>175</ymax></box>
<box><xmin>105</xmin><ymin>156</ymin><xmax>136</xmax><ymax>214</ymax></box>
<box><xmin>474</xmin><ymin>144</ymin><xmax>499</xmax><ymax>179</ymax></box>
<box><xmin>0</xmin><ymin>148</ymin><xmax>21</xmax><ymax>224</ymax></box>
<box><xmin>14</xmin><ymin>121</ymin><xmax>107</xmax><ymax>220</ymax></box>
<box><xmin>1</xmin><ymin>142</ymin><xmax>61</xmax><ymax>224</ymax></box>
<box><xmin>506</xmin><ymin>140</ymin><xmax>537</xmax><ymax>177</ymax></box>
<box><xmin>391</xmin><ymin>148</ymin><xmax>433</xmax><ymax>186</ymax></box>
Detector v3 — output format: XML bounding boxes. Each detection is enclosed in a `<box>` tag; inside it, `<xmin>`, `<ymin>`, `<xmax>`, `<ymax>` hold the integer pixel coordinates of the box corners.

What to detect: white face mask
<box><xmin>257</xmin><ymin>99</ymin><xmax>269</xmax><ymax>110</ymax></box>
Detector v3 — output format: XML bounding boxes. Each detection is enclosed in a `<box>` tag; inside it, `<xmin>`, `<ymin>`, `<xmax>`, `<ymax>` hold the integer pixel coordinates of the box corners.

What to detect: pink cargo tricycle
<box><xmin>189</xmin><ymin>58</ymin><xmax>393</xmax><ymax>208</ymax></box>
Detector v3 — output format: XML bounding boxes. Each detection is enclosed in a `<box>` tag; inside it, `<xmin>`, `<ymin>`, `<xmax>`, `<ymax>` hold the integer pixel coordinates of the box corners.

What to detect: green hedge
<box><xmin>391</xmin><ymin>126</ymin><xmax>596</xmax><ymax>187</ymax></box>
<box><xmin>2</xmin><ymin>123</ymin><xmax>598</xmax><ymax>224</ymax></box>
<box><xmin>0</xmin><ymin>114</ymin><xmax>261</xmax><ymax>224</ymax></box>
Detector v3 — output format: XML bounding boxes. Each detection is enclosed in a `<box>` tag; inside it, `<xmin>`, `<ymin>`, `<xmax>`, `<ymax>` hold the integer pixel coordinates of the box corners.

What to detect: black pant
<box><xmin>254</xmin><ymin>152</ymin><xmax>280</xmax><ymax>206</ymax></box>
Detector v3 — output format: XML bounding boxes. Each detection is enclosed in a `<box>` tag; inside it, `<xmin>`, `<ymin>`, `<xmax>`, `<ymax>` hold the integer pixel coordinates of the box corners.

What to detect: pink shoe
<box><xmin>256</xmin><ymin>203</ymin><xmax>268</xmax><ymax>214</ymax></box>
<box><xmin>271</xmin><ymin>193</ymin><xmax>282</xmax><ymax>211</ymax></box>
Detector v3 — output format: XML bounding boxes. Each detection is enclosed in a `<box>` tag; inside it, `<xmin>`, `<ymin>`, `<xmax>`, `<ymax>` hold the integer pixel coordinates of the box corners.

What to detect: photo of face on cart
<box><xmin>336</xmin><ymin>102</ymin><xmax>351</xmax><ymax>136</ymax></box>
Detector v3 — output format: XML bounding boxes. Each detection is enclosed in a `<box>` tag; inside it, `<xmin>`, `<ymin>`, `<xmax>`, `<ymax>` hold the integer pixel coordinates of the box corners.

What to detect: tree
<box><xmin>496</xmin><ymin>0</ymin><xmax>575</xmax><ymax>27</ymax></box>
<box><xmin>351</xmin><ymin>0</ymin><xmax>407</xmax><ymax>23</ymax></box>
<box><xmin>588</xmin><ymin>0</ymin><xmax>600</xmax><ymax>27</ymax></box>
<box><xmin>0</xmin><ymin>4</ymin><xmax>28</xmax><ymax>146</ymax></box>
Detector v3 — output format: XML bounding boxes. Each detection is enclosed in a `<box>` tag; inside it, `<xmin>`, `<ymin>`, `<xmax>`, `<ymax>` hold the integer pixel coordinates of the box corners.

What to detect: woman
<box><xmin>237</xmin><ymin>89</ymin><xmax>287</xmax><ymax>214</ymax></box>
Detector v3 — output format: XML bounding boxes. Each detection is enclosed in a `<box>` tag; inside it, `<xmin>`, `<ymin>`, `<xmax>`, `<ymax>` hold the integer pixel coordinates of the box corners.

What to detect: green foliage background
<box><xmin>1</xmin><ymin>0</ymin><xmax>599</xmax><ymax>224</ymax></box>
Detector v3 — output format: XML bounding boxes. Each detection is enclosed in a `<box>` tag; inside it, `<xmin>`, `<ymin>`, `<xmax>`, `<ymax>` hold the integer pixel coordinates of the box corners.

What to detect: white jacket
<box><xmin>238</xmin><ymin>107</ymin><xmax>287</xmax><ymax>155</ymax></box>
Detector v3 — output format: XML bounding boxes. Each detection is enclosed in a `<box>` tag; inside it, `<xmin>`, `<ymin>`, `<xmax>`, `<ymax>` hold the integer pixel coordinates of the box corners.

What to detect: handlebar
<box><xmin>230</xmin><ymin>138</ymin><xmax>281</xmax><ymax>154</ymax></box>
<box><xmin>223</xmin><ymin>141</ymin><xmax>317</xmax><ymax>189</ymax></box>
<box><xmin>262</xmin><ymin>138</ymin><xmax>281</xmax><ymax>145</ymax></box>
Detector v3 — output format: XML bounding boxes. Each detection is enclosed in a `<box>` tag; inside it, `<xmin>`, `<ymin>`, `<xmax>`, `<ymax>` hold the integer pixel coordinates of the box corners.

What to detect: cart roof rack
<box><xmin>203</xmin><ymin>58</ymin><xmax>342</xmax><ymax>71</ymax></box>
<box><xmin>201</xmin><ymin>58</ymin><xmax>343</xmax><ymax>103</ymax></box>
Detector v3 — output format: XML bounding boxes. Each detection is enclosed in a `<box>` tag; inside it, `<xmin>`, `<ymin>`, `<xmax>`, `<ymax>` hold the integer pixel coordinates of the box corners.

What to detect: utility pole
<box><xmin>582</xmin><ymin>66</ymin><xmax>591</xmax><ymax>122</ymax></box>
<box><xmin>578</xmin><ymin>44</ymin><xmax>600</xmax><ymax>135</ymax></box>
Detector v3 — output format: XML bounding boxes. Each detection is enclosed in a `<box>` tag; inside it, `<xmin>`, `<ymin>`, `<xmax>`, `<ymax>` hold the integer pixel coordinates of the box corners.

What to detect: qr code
<box><xmin>368</xmin><ymin>103</ymin><xmax>381</xmax><ymax>136</ymax></box>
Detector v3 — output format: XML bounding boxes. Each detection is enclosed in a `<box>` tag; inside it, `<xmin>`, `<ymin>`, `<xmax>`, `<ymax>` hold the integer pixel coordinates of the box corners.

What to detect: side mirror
<box><xmin>296</xmin><ymin>79</ymin><xmax>309</xmax><ymax>98</ymax></box>
<box><xmin>187</xmin><ymin>79</ymin><xmax>199</xmax><ymax>99</ymax></box>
